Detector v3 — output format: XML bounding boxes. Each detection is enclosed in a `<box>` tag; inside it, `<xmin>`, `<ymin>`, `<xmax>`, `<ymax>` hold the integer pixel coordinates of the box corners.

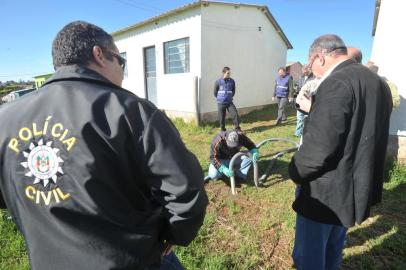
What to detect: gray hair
<box><xmin>309</xmin><ymin>34</ymin><xmax>347</xmax><ymax>57</ymax></box>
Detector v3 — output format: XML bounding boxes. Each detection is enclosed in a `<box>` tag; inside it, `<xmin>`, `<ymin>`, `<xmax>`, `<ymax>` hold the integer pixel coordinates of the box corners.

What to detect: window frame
<box><xmin>163</xmin><ymin>37</ymin><xmax>190</xmax><ymax>74</ymax></box>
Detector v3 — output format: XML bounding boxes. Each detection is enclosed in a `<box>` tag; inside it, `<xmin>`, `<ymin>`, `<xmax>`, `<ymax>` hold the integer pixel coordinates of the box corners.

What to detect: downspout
<box><xmin>193</xmin><ymin>76</ymin><xmax>201</xmax><ymax>125</ymax></box>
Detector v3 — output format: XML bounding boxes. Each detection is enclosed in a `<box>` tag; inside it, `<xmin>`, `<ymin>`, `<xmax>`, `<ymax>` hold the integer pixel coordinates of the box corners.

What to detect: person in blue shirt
<box><xmin>214</xmin><ymin>67</ymin><xmax>241</xmax><ymax>131</ymax></box>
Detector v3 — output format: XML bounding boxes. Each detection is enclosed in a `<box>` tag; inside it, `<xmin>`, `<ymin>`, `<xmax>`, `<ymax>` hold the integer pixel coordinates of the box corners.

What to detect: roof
<box><xmin>112</xmin><ymin>0</ymin><xmax>293</xmax><ymax>49</ymax></box>
<box><xmin>286</xmin><ymin>61</ymin><xmax>302</xmax><ymax>67</ymax></box>
<box><xmin>372</xmin><ymin>0</ymin><xmax>381</xmax><ymax>36</ymax></box>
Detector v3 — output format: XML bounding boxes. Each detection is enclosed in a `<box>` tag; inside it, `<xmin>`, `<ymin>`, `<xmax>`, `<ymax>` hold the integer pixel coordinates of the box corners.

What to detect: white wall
<box><xmin>371</xmin><ymin>0</ymin><xmax>406</xmax><ymax>136</ymax></box>
<box><xmin>200</xmin><ymin>3</ymin><xmax>288</xmax><ymax>114</ymax></box>
<box><xmin>114</xmin><ymin>7</ymin><xmax>202</xmax><ymax>113</ymax></box>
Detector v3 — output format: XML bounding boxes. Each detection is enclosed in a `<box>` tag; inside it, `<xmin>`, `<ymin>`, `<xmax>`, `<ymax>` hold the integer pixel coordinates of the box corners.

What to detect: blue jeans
<box><xmin>208</xmin><ymin>156</ymin><xmax>252</xmax><ymax>180</ymax></box>
<box><xmin>292</xmin><ymin>214</ymin><xmax>347</xmax><ymax>270</ymax></box>
<box><xmin>295</xmin><ymin>110</ymin><xmax>305</xmax><ymax>137</ymax></box>
<box><xmin>160</xmin><ymin>252</ymin><xmax>184</xmax><ymax>270</ymax></box>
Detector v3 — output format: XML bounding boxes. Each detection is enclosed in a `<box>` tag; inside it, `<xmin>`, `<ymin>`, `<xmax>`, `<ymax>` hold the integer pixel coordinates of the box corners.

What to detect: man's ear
<box><xmin>319</xmin><ymin>54</ymin><xmax>326</xmax><ymax>67</ymax></box>
<box><xmin>92</xmin><ymin>46</ymin><xmax>106</xmax><ymax>68</ymax></box>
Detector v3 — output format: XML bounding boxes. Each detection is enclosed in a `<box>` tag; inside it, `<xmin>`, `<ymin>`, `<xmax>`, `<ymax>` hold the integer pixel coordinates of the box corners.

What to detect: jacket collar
<box><xmin>330</xmin><ymin>59</ymin><xmax>356</xmax><ymax>74</ymax></box>
<box><xmin>43</xmin><ymin>65</ymin><xmax>117</xmax><ymax>88</ymax></box>
<box><xmin>318</xmin><ymin>59</ymin><xmax>355</xmax><ymax>85</ymax></box>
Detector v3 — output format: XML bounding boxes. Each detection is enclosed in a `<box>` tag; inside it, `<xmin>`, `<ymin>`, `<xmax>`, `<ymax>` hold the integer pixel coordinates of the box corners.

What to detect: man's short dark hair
<box><xmin>309</xmin><ymin>34</ymin><xmax>348</xmax><ymax>57</ymax></box>
<box><xmin>52</xmin><ymin>21</ymin><xmax>115</xmax><ymax>69</ymax></box>
<box><xmin>222</xmin><ymin>67</ymin><xmax>230</xmax><ymax>73</ymax></box>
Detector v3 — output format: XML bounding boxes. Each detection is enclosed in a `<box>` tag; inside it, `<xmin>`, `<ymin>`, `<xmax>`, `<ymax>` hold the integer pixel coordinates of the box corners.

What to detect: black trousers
<box><xmin>217</xmin><ymin>103</ymin><xmax>240</xmax><ymax>131</ymax></box>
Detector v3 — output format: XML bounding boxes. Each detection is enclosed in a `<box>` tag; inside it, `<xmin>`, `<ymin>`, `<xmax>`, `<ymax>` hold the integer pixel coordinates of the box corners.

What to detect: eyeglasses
<box><xmin>308</xmin><ymin>46</ymin><xmax>346</xmax><ymax>69</ymax></box>
<box><xmin>307</xmin><ymin>54</ymin><xmax>318</xmax><ymax>70</ymax></box>
<box><xmin>103</xmin><ymin>49</ymin><xmax>126</xmax><ymax>71</ymax></box>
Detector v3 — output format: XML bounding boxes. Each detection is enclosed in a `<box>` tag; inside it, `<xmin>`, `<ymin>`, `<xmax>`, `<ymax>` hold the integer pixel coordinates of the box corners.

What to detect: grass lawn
<box><xmin>1</xmin><ymin>105</ymin><xmax>406</xmax><ymax>269</ymax></box>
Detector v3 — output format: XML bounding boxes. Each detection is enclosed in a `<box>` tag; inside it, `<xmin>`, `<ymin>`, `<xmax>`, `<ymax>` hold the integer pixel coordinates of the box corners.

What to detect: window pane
<box><xmin>120</xmin><ymin>52</ymin><xmax>128</xmax><ymax>78</ymax></box>
<box><xmin>164</xmin><ymin>37</ymin><xmax>189</xmax><ymax>74</ymax></box>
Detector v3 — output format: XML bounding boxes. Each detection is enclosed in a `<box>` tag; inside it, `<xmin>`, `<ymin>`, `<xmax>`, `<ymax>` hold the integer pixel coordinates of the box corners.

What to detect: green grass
<box><xmin>0</xmin><ymin>211</ymin><xmax>29</xmax><ymax>270</ymax></box>
<box><xmin>1</xmin><ymin>105</ymin><xmax>406</xmax><ymax>269</ymax></box>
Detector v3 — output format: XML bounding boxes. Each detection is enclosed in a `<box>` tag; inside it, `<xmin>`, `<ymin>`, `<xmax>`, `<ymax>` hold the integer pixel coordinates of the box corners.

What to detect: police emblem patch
<box><xmin>20</xmin><ymin>138</ymin><xmax>64</xmax><ymax>187</ymax></box>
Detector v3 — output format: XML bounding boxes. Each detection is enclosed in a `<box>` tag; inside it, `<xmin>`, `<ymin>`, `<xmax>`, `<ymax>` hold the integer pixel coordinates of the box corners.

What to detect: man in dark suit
<box><xmin>289</xmin><ymin>34</ymin><xmax>392</xmax><ymax>270</ymax></box>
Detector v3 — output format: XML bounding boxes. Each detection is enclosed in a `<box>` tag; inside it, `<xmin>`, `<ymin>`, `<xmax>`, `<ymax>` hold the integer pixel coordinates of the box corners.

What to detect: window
<box><xmin>164</xmin><ymin>37</ymin><xmax>190</xmax><ymax>74</ymax></box>
<box><xmin>120</xmin><ymin>52</ymin><xmax>128</xmax><ymax>78</ymax></box>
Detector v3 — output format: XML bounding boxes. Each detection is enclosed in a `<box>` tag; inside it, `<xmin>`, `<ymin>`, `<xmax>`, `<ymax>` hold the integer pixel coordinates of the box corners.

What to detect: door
<box><xmin>144</xmin><ymin>46</ymin><xmax>157</xmax><ymax>105</ymax></box>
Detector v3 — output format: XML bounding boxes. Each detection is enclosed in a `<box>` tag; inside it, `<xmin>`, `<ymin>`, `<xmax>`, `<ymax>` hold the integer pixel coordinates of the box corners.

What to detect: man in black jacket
<box><xmin>0</xmin><ymin>21</ymin><xmax>208</xmax><ymax>270</ymax></box>
<box><xmin>289</xmin><ymin>35</ymin><xmax>392</xmax><ymax>270</ymax></box>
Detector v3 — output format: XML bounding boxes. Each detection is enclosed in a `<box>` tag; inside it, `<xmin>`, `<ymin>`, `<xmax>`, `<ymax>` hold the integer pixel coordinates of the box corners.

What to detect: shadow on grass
<box><xmin>341</xmin><ymin>161</ymin><xmax>406</xmax><ymax>270</ymax></box>
<box><xmin>245</xmin><ymin>159</ymin><xmax>292</xmax><ymax>188</ymax></box>
<box><xmin>209</xmin><ymin>104</ymin><xmax>297</xmax><ymax>132</ymax></box>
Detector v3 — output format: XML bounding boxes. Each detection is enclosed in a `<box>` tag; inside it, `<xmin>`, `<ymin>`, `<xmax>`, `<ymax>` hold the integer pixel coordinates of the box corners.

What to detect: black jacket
<box><xmin>289</xmin><ymin>60</ymin><xmax>392</xmax><ymax>227</ymax></box>
<box><xmin>0</xmin><ymin>65</ymin><xmax>208</xmax><ymax>270</ymax></box>
<box><xmin>210</xmin><ymin>131</ymin><xmax>256</xmax><ymax>169</ymax></box>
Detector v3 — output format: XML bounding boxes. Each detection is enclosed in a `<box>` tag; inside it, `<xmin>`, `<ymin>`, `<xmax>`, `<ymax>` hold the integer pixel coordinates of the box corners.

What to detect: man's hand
<box><xmin>250</xmin><ymin>148</ymin><xmax>260</xmax><ymax>163</ymax></box>
<box><xmin>272</xmin><ymin>97</ymin><xmax>276</xmax><ymax>102</ymax></box>
<box><xmin>289</xmin><ymin>97</ymin><xmax>294</xmax><ymax>103</ymax></box>
<box><xmin>219</xmin><ymin>165</ymin><xmax>234</xmax><ymax>177</ymax></box>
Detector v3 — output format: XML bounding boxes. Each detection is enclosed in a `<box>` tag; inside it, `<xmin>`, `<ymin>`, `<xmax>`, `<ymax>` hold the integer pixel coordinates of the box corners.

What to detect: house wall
<box><xmin>114</xmin><ymin>7</ymin><xmax>202</xmax><ymax>114</ymax></box>
<box><xmin>371</xmin><ymin>0</ymin><xmax>406</xmax><ymax>136</ymax></box>
<box><xmin>371</xmin><ymin>0</ymin><xmax>406</xmax><ymax>162</ymax></box>
<box><xmin>200</xmin><ymin>3</ymin><xmax>288</xmax><ymax>115</ymax></box>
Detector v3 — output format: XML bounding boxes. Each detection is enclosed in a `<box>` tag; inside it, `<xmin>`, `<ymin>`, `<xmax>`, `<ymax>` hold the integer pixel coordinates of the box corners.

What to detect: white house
<box><xmin>112</xmin><ymin>0</ymin><xmax>292</xmax><ymax>122</ymax></box>
<box><xmin>370</xmin><ymin>0</ymin><xmax>406</xmax><ymax>162</ymax></box>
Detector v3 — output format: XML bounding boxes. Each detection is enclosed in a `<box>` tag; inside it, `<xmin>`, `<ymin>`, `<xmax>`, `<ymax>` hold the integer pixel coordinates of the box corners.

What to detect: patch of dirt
<box><xmin>204</xmin><ymin>181</ymin><xmax>295</xmax><ymax>269</ymax></box>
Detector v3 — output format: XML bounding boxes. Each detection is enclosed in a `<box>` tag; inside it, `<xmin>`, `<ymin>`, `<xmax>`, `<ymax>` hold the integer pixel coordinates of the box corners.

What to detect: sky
<box><xmin>0</xmin><ymin>0</ymin><xmax>376</xmax><ymax>82</ymax></box>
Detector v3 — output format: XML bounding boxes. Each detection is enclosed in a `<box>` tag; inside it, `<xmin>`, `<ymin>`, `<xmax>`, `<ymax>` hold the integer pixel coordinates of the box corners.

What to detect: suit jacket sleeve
<box><xmin>214</xmin><ymin>80</ymin><xmax>219</xmax><ymax>98</ymax></box>
<box><xmin>273</xmin><ymin>80</ymin><xmax>277</xmax><ymax>97</ymax></box>
<box><xmin>289</xmin><ymin>78</ymin><xmax>353</xmax><ymax>184</ymax></box>
<box><xmin>288</xmin><ymin>77</ymin><xmax>294</xmax><ymax>98</ymax></box>
<box><xmin>0</xmin><ymin>189</ymin><xmax>6</xmax><ymax>208</ymax></box>
<box><xmin>140</xmin><ymin>110</ymin><xmax>208</xmax><ymax>246</ymax></box>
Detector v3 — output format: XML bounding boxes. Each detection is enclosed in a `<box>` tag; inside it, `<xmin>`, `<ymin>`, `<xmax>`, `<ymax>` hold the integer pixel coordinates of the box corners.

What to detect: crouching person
<box><xmin>207</xmin><ymin>129</ymin><xmax>259</xmax><ymax>181</ymax></box>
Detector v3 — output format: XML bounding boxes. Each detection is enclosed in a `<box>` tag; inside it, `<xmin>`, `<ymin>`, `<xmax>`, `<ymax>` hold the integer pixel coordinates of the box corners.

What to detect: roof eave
<box><xmin>372</xmin><ymin>0</ymin><xmax>381</xmax><ymax>36</ymax></box>
<box><xmin>112</xmin><ymin>0</ymin><xmax>293</xmax><ymax>50</ymax></box>
<box><xmin>112</xmin><ymin>1</ymin><xmax>202</xmax><ymax>37</ymax></box>
<box><xmin>261</xmin><ymin>6</ymin><xmax>293</xmax><ymax>49</ymax></box>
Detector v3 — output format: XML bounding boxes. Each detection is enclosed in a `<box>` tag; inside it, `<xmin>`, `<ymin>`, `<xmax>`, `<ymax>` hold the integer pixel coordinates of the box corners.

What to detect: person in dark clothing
<box><xmin>214</xmin><ymin>67</ymin><xmax>241</xmax><ymax>131</ymax></box>
<box><xmin>272</xmin><ymin>67</ymin><xmax>294</xmax><ymax>125</ymax></box>
<box><xmin>289</xmin><ymin>34</ymin><xmax>392</xmax><ymax>270</ymax></box>
<box><xmin>0</xmin><ymin>21</ymin><xmax>208</xmax><ymax>270</ymax></box>
<box><xmin>207</xmin><ymin>129</ymin><xmax>259</xmax><ymax>181</ymax></box>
